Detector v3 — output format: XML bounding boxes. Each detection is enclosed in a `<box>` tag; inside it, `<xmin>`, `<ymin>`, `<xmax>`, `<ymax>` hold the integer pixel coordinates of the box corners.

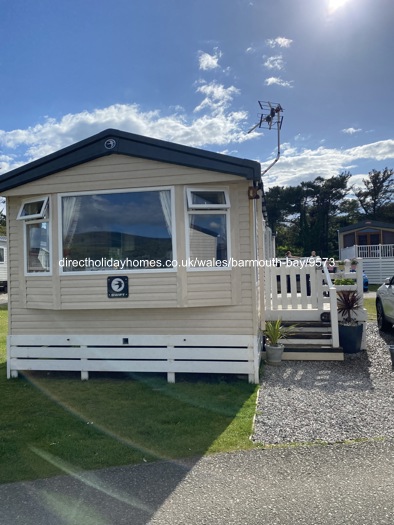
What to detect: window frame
<box><xmin>23</xmin><ymin>218</ymin><xmax>52</xmax><ymax>276</ymax></box>
<box><xmin>186</xmin><ymin>188</ymin><xmax>230</xmax><ymax>210</ymax></box>
<box><xmin>57</xmin><ymin>186</ymin><xmax>176</xmax><ymax>275</ymax></box>
<box><xmin>185</xmin><ymin>187</ymin><xmax>231</xmax><ymax>271</ymax></box>
<box><xmin>17</xmin><ymin>197</ymin><xmax>49</xmax><ymax>221</ymax></box>
<box><xmin>0</xmin><ymin>247</ymin><xmax>4</xmax><ymax>264</ymax></box>
<box><xmin>17</xmin><ymin>196</ymin><xmax>51</xmax><ymax>276</ymax></box>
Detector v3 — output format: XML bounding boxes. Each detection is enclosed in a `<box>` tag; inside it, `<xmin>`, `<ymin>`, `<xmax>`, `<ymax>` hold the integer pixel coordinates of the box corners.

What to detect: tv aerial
<box><xmin>247</xmin><ymin>101</ymin><xmax>283</xmax><ymax>133</ymax></box>
<box><xmin>247</xmin><ymin>101</ymin><xmax>283</xmax><ymax>177</ymax></box>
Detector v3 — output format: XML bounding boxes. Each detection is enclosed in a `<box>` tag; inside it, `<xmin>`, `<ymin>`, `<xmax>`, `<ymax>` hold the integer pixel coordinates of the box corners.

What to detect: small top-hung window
<box><xmin>17</xmin><ymin>197</ymin><xmax>49</xmax><ymax>220</ymax></box>
<box><xmin>187</xmin><ymin>189</ymin><xmax>229</xmax><ymax>209</ymax></box>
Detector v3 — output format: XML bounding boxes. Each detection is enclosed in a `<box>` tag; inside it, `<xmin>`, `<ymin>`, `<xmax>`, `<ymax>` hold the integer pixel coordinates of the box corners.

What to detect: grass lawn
<box><xmin>363</xmin><ymin>297</ymin><xmax>377</xmax><ymax>322</ymax></box>
<box><xmin>0</xmin><ymin>307</ymin><xmax>258</xmax><ymax>484</ymax></box>
<box><xmin>0</xmin><ymin>293</ymin><xmax>378</xmax><ymax>485</ymax></box>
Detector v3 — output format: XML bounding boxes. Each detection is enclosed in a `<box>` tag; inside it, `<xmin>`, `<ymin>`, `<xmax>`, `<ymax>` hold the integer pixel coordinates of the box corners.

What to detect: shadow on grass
<box><xmin>0</xmin><ymin>366</ymin><xmax>257</xmax><ymax>524</ymax></box>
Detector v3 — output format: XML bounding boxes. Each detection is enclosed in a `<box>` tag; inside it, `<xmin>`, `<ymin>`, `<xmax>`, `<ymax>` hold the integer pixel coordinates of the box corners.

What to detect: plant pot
<box><xmin>338</xmin><ymin>324</ymin><xmax>363</xmax><ymax>354</ymax></box>
<box><xmin>265</xmin><ymin>343</ymin><xmax>284</xmax><ymax>365</ymax></box>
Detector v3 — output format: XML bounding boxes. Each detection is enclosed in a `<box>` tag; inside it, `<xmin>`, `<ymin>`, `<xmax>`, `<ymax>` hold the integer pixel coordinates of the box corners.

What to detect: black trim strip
<box><xmin>0</xmin><ymin>129</ymin><xmax>261</xmax><ymax>192</ymax></box>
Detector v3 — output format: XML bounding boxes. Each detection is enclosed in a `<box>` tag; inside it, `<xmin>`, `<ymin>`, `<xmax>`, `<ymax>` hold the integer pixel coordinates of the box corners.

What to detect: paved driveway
<box><xmin>1</xmin><ymin>440</ymin><xmax>394</xmax><ymax>525</ymax></box>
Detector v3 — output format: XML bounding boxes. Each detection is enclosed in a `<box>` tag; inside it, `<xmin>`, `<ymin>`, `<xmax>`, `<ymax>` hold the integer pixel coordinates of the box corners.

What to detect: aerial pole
<box><xmin>247</xmin><ymin>101</ymin><xmax>284</xmax><ymax>219</ymax></box>
<box><xmin>248</xmin><ymin>100</ymin><xmax>283</xmax><ymax>176</ymax></box>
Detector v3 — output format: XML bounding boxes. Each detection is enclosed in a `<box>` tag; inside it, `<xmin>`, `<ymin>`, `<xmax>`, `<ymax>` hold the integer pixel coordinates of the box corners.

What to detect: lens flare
<box><xmin>328</xmin><ymin>0</ymin><xmax>350</xmax><ymax>14</ymax></box>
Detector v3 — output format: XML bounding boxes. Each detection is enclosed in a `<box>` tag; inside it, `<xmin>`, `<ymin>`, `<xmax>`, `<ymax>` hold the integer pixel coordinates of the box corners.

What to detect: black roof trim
<box><xmin>339</xmin><ymin>220</ymin><xmax>394</xmax><ymax>233</ymax></box>
<box><xmin>0</xmin><ymin>129</ymin><xmax>261</xmax><ymax>192</ymax></box>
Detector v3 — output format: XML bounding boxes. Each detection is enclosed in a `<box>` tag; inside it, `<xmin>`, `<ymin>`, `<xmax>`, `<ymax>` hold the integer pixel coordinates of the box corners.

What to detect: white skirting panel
<box><xmin>7</xmin><ymin>334</ymin><xmax>261</xmax><ymax>384</ymax></box>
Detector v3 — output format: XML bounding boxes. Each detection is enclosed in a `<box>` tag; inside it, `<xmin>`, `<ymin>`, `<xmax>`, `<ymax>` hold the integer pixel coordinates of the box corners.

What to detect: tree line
<box><xmin>264</xmin><ymin>168</ymin><xmax>393</xmax><ymax>258</ymax></box>
<box><xmin>0</xmin><ymin>169</ymin><xmax>392</xmax><ymax>246</ymax></box>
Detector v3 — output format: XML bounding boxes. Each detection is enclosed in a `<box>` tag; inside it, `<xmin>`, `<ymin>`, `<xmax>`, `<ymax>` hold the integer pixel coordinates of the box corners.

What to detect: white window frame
<box><xmin>57</xmin><ymin>186</ymin><xmax>176</xmax><ymax>275</ymax></box>
<box><xmin>17</xmin><ymin>196</ymin><xmax>51</xmax><ymax>276</ymax></box>
<box><xmin>185</xmin><ymin>187</ymin><xmax>231</xmax><ymax>271</ymax></box>
<box><xmin>186</xmin><ymin>188</ymin><xmax>230</xmax><ymax>210</ymax></box>
<box><xmin>23</xmin><ymin>218</ymin><xmax>52</xmax><ymax>276</ymax></box>
<box><xmin>0</xmin><ymin>247</ymin><xmax>4</xmax><ymax>264</ymax></box>
<box><xmin>17</xmin><ymin>197</ymin><xmax>49</xmax><ymax>221</ymax></box>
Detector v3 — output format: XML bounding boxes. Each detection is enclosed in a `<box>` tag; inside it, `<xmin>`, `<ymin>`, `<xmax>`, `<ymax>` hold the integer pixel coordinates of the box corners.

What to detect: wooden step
<box><xmin>282</xmin><ymin>321</ymin><xmax>331</xmax><ymax>328</ymax></box>
<box><xmin>284</xmin><ymin>337</ymin><xmax>333</xmax><ymax>345</ymax></box>
<box><xmin>265</xmin><ymin>319</ymin><xmax>343</xmax><ymax>360</ymax></box>
<box><xmin>284</xmin><ymin>343</ymin><xmax>339</xmax><ymax>351</ymax></box>
<box><xmin>287</xmin><ymin>332</ymin><xmax>332</xmax><ymax>340</ymax></box>
<box><xmin>282</xmin><ymin>345</ymin><xmax>344</xmax><ymax>361</ymax></box>
<box><xmin>291</xmin><ymin>327</ymin><xmax>332</xmax><ymax>334</ymax></box>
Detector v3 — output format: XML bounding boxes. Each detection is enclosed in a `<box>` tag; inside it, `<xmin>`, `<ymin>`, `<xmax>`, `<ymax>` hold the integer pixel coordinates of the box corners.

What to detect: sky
<box><xmin>1</xmin><ymin>0</ymin><xmax>393</xmax><ymax>191</ymax></box>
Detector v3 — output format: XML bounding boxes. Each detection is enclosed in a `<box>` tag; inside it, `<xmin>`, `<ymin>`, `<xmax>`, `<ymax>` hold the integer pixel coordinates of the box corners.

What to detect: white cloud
<box><xmin>342</xmin><ymin>127</ymin><xmax>362</xmax><ymax>134</ymax></box>
<box><xmin>265</xmin><ymin>77</ymin><xmax>294</xmax><ymax>88</ymax></box>
<box><xmin>0</xmin><ymin>154</ymin><xmax>15</xmax><ymax>174</ymax></box>
<box><xmin>198</xmin><ymin>48</ymin><xmax>222</xmax><ymax>70</ymax></box>
<box><xmin>0</xmin><ymin>91</ymin><xmax>255</xmax><ymax>174</ymax></box>
<box><xmin>194</xmin><ymin>81</ymin><xmax>240</xmax><ymax>114</ymax></box>
<box><xmin>266</xmin><ymin>37</ymin><xmax>293</xmax><ymax>48</ymax></box>
<box><xmin>262</xmin><ymin>139</ymin><xmax>394</xmax><ymax>188</ymax></box>
<box><xmin>264</xmin><ymin>55</ymin><xmax>284</xmax><ymax>70</ymax></box>
<box><xmin>1</xmin><ymin>90</ymin><xmax>392</xmax><ymax>195</ymax></box>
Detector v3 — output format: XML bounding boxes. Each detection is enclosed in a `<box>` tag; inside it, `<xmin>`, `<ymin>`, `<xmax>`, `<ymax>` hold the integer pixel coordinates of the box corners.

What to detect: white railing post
<box><xmin>316</xmin><ymin>266</ymin><xmax>324</xmax><ymax>312</ymax></box>
<box><xmin>323</xmin><ymin>265</ymin><xmax>339</xmax><ymax>348</ymax></box>
<box><xmin>355</xmin><ymin>257</ymin><xmax>363</xmax><ymax>305</ymax></box>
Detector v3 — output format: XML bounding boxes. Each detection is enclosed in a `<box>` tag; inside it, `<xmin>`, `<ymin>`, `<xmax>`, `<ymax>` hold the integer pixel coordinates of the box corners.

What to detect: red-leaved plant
<box><xmin>337</xmin><ymin>290</ymin><xmax>362</xmax><ymax>325</ymax></box>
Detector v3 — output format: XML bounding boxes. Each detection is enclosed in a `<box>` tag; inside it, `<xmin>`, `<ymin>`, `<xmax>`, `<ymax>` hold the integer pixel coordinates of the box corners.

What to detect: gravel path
<box><xmin>253</xmin><ymin>323</ymin><xmax>394</xmax><ymax>445</ymax></box>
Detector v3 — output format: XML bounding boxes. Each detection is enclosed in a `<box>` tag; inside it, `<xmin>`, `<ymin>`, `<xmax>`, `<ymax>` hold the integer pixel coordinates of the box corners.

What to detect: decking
<box><xmin>264</xmin><ymin>259</ymin><xmax>367</xmax><ymax>360</ymax></box>
<box><xmin>340</xmin><ymin>244</ymin><xmax>394</xmax><ymax>284</ymax></box>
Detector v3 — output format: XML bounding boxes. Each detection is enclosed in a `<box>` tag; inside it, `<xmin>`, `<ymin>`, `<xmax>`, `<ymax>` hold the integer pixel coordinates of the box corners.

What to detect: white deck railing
<box><xmin>264</xmin><ymin>258</ymin><xmax>366</xmax><ymax>349</ymax></box>
<box><xmin>341</xmin><ymin>243</ymin><xmax>394</xmax><ymax>260</ymax></box>
<box><xmin>264</xmin><ymin>260</ymin><xmax>326</xmax><ymax>320</ymax></box>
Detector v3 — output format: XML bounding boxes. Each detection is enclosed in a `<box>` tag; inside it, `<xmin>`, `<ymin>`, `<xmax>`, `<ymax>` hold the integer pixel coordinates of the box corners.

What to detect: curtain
<box><xmin>63</xmin><ymin>196</ymin><xmax>82</xmax><ymax>249</ymax></box>
<box><xmin>159</xmin><ymin>190</ymin><xmax>172</xmax><ymax>237</ymax></box>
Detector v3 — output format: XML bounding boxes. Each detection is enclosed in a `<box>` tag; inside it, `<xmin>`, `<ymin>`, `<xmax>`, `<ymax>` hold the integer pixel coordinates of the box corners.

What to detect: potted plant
<box><xmin>350</xmin><ymin>259</ymin><xmax>358</xmax><ymax>270</ymax></box>
<box><xmin>337</xmin><ymin>290</ymin><xmax>363</xmax><ymax>354</ymax></box>
<box><xmin>263</xmin><ymin>319</ymin><xmax>296</xmax><ymax>365</ymax></box>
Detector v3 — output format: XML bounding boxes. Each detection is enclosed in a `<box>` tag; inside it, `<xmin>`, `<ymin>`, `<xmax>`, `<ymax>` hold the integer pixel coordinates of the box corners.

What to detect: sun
<box><xmin>327</xmin><ymin>0</ymin><xmax>350</xmax><ymax>14</ymax></box>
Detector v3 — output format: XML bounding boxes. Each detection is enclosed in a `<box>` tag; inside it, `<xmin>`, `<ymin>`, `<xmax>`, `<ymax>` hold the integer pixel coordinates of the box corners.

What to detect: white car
<box><xmin>376</xmin><ymin>276</ymin><xmax>394</xmax><ymax>331</ymax></box>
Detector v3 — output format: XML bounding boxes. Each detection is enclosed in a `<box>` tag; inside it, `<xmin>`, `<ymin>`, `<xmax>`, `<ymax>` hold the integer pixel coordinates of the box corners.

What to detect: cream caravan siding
<box><xmin>9</xmin><ymin>304</ymin><xmax>255</xmax><ymax>335</ymax></box>
<box><xmin>7</xmin><ymin>154</ymin><xmax>259</xmax><ymax>336</ymax></box>
<box><xmin>3</xmin><ymin>155</ymin><xmax>246</xmax><ymax>196</ymax></box>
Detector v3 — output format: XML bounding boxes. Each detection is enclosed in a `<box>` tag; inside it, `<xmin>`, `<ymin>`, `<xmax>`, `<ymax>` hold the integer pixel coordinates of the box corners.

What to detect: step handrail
<box><xmin>323</xmin><ymin>264</ymin><xmax>339</xmax><ymax>348</ymax></box>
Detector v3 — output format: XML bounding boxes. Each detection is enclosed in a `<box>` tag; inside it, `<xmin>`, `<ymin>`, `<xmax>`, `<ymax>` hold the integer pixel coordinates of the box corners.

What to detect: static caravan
<box><xmin>339</xmin><ymin>220</ymin><xmax>394</xmax><ymax>284</ymax></box>
<box><xmin>0</xmin><ymin>129</ymin><xmax>267</xmax><ymax>383</ymax></box>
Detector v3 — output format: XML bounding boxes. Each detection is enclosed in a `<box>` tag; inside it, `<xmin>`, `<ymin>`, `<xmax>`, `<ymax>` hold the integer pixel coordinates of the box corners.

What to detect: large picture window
<box><xmin>186</xmin><ymin>188</ymin><xmax>230</xmax><ymax>269</ymax></box>
<box><xmin>60</xmin><ymin>189</ymin><xmax>174</xmax><ymax>272</ymax></box>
